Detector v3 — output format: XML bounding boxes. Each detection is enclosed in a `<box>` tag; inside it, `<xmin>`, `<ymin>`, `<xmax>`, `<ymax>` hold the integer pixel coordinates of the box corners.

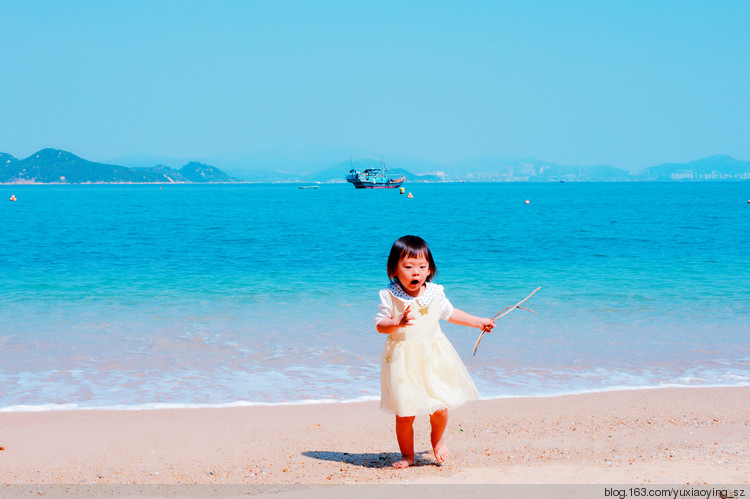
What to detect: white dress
<box><xmin>375</xmin><ymin>282</ymin><xmax>479</xmax><ymax>417</ymax></box>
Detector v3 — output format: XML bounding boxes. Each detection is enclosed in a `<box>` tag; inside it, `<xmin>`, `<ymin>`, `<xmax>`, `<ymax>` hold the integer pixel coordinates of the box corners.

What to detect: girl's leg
<box><xmin>429</xmin><ymin>408</ymin><xmax>449</xmax><ymax>463</ymax></box>
<box><xmin>393</xmin><ymin>415</ymin><xmax>416</xmax><ymax>468</ymax></box>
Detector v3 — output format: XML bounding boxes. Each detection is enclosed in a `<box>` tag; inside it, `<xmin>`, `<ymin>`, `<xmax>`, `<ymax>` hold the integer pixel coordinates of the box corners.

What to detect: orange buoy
<box><xmin>524</xmin><ymin>199</ymin><xmax>530</xmax><ymax>204</ymax></box>
<box><xmin>407</xmin><ymin>192</ymin><xmax>413</xmax><ymax>198</ymax></box>
<box><xmin>9</xmin><ymin>195</ymin><xmax>16</xmax><ymax>201</ymax></box>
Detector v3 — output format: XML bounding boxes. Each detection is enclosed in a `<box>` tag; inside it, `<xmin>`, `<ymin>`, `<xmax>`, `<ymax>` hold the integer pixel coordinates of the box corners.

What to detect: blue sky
<box><xmin>1</xmin><ymin>0</ymin><xmax>748</xmax><ymax>169</ymax></box>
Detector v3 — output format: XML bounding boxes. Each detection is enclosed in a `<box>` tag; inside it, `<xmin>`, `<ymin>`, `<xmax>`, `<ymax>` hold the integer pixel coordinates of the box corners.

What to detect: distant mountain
<box><xmin>178</xmin><ymin>162</ymin><xmax>237</xmax><ymax>182</ymax></box>
<box><xmin>0</xmin><ymin>149</ymin><xmax>240</xmax><ymax>184</ymax></box>
<box><xmin>1</xmin><ymin>149</ymin><xmax>155</xmax><ymax>183</ymax></box>
<box><xmin>639</xmin><ymin>155</ymin><xmax>750</xmax><ymax>180</ymax></box>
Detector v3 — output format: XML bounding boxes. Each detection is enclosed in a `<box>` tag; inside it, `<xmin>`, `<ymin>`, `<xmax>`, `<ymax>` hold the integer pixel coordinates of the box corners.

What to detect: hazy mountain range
<box><xmin>2</xmin><ymin>148</ymin><xmax>749</xmax><ymax>184</ymax></box>
<box><xmin>128</xmin><ymin>150</ymin><xmax>750</xmax><ymax>182</ymax></box>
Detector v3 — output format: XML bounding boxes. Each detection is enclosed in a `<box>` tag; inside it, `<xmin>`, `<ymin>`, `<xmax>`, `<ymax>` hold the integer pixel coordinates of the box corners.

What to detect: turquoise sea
<box><xmin>1</xmin><ymin>182</ymin><xmax>749</xmax><ymax>411</ymax></box>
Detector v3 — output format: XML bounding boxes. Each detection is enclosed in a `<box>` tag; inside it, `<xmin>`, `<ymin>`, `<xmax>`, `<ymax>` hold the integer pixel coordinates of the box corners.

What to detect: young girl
<box><xmin>375</xmin><ymin>235</ymin><xmax>495</xmax><ymax>468</ymax></box>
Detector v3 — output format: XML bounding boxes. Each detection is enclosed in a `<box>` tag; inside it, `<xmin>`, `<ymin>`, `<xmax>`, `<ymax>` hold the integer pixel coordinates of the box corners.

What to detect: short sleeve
<box><xmin>437</xmin><ymin>285</ymin><xmax>454</xmax><ymax>320</ymax></box>
<box><xmin>374</xmin><ymin>288</ymin><xmax>394</xmax><ymax>325</ymax></box>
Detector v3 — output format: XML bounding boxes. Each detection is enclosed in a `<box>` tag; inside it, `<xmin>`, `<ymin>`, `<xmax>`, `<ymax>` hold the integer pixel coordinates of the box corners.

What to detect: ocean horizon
<box><xmin>2</xmin><ymin>182</ymin><xmax>749</xmax><ymax>412</ymax></box>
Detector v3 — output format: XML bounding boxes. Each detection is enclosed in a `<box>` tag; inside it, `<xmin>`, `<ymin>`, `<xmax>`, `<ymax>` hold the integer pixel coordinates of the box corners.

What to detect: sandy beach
<box><xmin>1</xmin><ymin>387</ymin><xmax>748</xmax><ymax>486</ymax></box>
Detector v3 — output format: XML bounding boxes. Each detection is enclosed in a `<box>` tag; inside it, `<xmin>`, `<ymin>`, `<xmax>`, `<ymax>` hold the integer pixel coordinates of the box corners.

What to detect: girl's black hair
<box><xmin>386</xmin><ymin>235</ymin><xmax>437</xmax><ymax>283</ymax></box>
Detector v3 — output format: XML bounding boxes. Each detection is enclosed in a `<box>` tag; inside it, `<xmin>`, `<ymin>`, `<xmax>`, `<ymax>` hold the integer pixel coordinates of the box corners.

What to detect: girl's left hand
<box><xmin>479</xmin><ymin>318</ymin><xmax>495</xmax><ymax>333</ymax></box>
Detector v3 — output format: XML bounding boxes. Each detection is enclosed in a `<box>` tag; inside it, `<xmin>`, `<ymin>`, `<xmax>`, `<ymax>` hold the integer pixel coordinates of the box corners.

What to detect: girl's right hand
<box><xmin>401</xmin><ymin>304</ymin><xmax>417</xmax><ymax>326</ymax></box>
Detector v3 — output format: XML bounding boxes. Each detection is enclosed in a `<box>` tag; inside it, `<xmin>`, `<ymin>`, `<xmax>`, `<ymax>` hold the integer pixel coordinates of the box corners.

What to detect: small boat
<box><xmin>345</xmin><ymin>160</ymin><xmax>405</xmax><ymax>189</ymax></box>
<box><xmin>298</xmin><ymin>185</ymin><xmax>319</xmax><ymax>189</ymax></box>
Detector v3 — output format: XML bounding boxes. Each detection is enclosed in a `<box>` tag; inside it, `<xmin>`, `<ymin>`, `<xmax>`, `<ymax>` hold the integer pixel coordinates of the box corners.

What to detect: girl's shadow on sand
<box><xmin>302</xmin><ymin>450</ymin><xmax>433</xmax><ymax>468</ymax></box>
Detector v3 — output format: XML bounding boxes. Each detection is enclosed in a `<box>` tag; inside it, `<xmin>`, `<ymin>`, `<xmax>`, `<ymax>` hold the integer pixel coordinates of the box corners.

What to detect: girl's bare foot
<box><xmin>392</xmin><ymin>455</ymin><xmax>415</xmax><ymax>468</ymax></box>
<box><xmin>433</xmin><ymin>439</ymin><xmax>449</xmax><ymax>464</ymax></box>
<box><xmin>429</xmin><ymin>408</ymin><xmax>450</xmax><ymax>464</ymax></box>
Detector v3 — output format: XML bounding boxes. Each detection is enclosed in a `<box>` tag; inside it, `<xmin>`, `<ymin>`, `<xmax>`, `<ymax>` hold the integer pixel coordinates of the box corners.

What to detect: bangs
<box><xmin>399</xmin><ymin>247</ymin><xmax>426</xmax><ymax>261</ymax></box>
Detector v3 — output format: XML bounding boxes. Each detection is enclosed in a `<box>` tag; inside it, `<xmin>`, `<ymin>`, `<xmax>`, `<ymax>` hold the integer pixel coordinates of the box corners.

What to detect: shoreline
<box><xmin>2</xmin><ymin>386</ymin><xmax>748</xmax><ymax>485</ymax></box>
<box><xmin>2</xmin><ymin>383</ymin><xmax>750</xmax><ymax>414</ymax></box>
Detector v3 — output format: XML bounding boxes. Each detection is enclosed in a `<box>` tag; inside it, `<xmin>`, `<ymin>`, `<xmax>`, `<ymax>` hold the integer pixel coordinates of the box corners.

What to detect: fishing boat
<box><xmin>345</xmin><ymin>161</ymin><xmax>406</xmax><ymax>189</ymax></box>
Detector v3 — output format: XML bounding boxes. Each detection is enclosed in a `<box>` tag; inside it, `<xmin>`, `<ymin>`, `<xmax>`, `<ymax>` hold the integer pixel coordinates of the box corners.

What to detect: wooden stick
<box><xmin>473</xmin><ymin>286</ymin><xmax>541</xmax><ymax>356</ymax></box>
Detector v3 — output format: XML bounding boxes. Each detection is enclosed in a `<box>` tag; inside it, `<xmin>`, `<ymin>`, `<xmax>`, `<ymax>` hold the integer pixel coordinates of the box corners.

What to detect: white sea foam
<box><xmin>5</xmin><ymin>383</ymin><xmax>750</xmax><ymax>413</ymax></box>
<box><xmin>0</xmin><ymin>395</ymin><xmax>381</xmax><ymax>413</ymax></box>
<box><xmin>477</xmin><ymin>382</ymin><xmax>750</xmax><ymax>402</ymax></box>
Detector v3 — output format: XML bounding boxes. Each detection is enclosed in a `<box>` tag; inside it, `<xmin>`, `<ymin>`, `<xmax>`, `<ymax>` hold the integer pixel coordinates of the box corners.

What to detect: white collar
<box><xmin>387</xmin><ymin>281</ymin><xmax>438</xmax><ymax>308</ymax></box>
